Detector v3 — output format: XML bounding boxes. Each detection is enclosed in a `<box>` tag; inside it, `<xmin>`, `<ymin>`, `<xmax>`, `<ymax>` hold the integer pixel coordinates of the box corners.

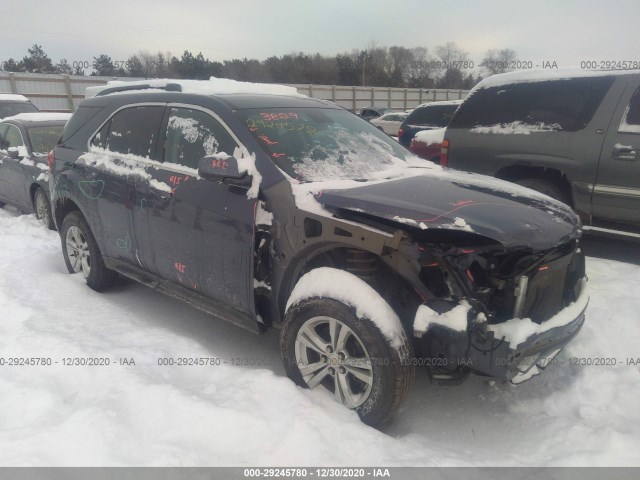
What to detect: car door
<box><xmin>592</xmin><ymin>78</ymin><xmax>640</xmax><ymax>227</ymax></box>
<box><xmin>138</xmin><ymin>105</ymin><xmax>257</xmax><ymax>319</ymax></box>
<box><xmin>86</xmin><ymin>104</ymin><xmax>166</xmax><ymax>265</ymax></box>
<box><xmin>0</xmin><ymin>124</ymin><xmax>30</xmax><ymax>209</ymax></box>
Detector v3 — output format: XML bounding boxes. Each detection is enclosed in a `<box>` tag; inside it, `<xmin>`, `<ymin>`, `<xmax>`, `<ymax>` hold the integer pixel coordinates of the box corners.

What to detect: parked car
<box><xmin>0</xmin><ymin>94</ymin><xmax>39</xmax><ymax>119</ymax></box>
<box><xmin>0</xmin><ymin>112</ymin><xmax>71</xmax><ymax>228</ymax></box>
<box><xmin>443</xmin><ymin>69</ymin><xmax>640</xmax><ymax>238</ymax></box>
<box><xmin>358</xmin><ymin>106</ymin><xmax>390</xmax><ymax>121</ymax></box>
<box><xmin>50</xmin><ymin>80</ymin><xmax>588</xmax><ymax>426</ymax></box>
<box><xmin>370</xmin><ymin>112</ymin><xmax>408</xmax><ymax>136</ymax></box>
<box><xmin>409</xmin><ymin>127</ymin><xmax>446</xmax><ymax>161</ymax></box>
<box><xmin>397</xmin><ymin>100</ymin><xmax>462</xmax><ymax>148</ymax></box>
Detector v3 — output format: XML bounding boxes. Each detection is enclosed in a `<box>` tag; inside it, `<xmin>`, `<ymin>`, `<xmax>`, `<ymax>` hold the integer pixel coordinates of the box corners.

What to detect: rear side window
<box><xmin>451</xmin><ymin>76</ymin><xmax>614</xmax><ymax>132</ymax></box>
<box><xmin>92</xmin><ymin>105</ymin><xmax>165</xmax><ymax>158</ymax></box>
<box><xmin>162</xmin><ymin>107</ymin><xmax>238</xmax><ymax>169</ymax></box>
<box><xmin>619</xmin><ymin>86</ymin><xmax>640</xmax><ymax>134</ymax></box>
<box><xmin>28</xmin><ymin>125</ymin><xmax>65</xmax><ymax>154</ymax></box>
<box><xmin>61</xmin><ymin>106</ymin><xmax>103</xmax><ymax>143</ymax></box>
<box><xmin>404</xmin><ymin>105</ymin><xmax>458</xmax><ymax>127</ymax></box>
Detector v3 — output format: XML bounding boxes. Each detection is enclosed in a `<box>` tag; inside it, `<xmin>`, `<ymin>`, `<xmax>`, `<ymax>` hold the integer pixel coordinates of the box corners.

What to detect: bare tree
<box><xmin>480</xmin><ymin>48</ymin><xmax>518</xmax><ymax>75</ymax></box>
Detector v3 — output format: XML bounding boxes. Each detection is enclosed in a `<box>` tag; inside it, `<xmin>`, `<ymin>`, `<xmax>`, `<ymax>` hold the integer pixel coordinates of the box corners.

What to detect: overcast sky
<box><xmin>1</xmin><ymin>0</ymin><xmax>639</xmax><ymax>72</ymax></box>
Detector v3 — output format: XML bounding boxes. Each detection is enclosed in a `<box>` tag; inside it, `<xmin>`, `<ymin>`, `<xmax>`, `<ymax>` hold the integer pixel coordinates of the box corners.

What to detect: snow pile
<box><xmin>3</xmin><ymin>112</ymin><xmax>72</xmax><ymax>122</ymax></box>
<box><xmin>234</xmin><ymin>145</ymin><xmax>261</xmax><ymax>199</ymax></box>
<box><xmin>1</xmin><ymin>207</ymin><xmax>640</xmax><ymax>466</ymax></box>
<box><xmin>414</xmin><ymin>301</ymin><xmax>470</xmax><ymax>337</ymax></box>
<box><xmin>86</xmin><ymin>78</ymin><xmax>304</xmax><ymax>99</ymax></box>
<box><xmin>470</xmin><ymin>121</ymin><xmax>562</xmax><ymax>135</ymax></box>
<box><xmin>413</xmin><ymin>127</ymin><xmax>446</xmax><ymax>145</ymax></box>
<box><xmin>286</xmin><ymin>267</ymin><xmax>406</xmax><ymax>350</ymax></box>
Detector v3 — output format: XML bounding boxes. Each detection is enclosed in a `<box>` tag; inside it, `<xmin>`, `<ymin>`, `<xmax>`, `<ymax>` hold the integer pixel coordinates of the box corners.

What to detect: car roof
<box><xmin>80</xmin><ymin>90</ymin><xmax>341</xmax><ymax>111</ymax></box>
<box><xmin>0</xmin><ymin>112</ymin><xmax>71</xmax><ymax>127</ymax></box>
<box><xmin>415</xmin><ymin>100</ymin><xmax>464</xmax><ymax>108</ymax></box>
<box><xmin>0</xmin><ymin>93</ymin><xmax>32</xmax><ymax>103</ymax></box>
<box><xmin>475</xmin><ymin>68</ymin><xmax>640</xmax><ymax>90</ymax></box>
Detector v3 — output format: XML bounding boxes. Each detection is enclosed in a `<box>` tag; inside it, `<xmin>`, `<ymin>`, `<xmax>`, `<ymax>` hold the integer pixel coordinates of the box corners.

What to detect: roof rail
<box><xmin>94</xmin><ymin>82</ymin><xmax>182</xmax><ymax>97</ymax></box>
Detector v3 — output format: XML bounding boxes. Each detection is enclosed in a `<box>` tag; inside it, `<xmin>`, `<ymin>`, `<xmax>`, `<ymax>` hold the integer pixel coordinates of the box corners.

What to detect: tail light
<box><xmin>440</xmin><ymin>139</ymin><xmax>449</xmax><ymax>167</ymax></box>
<box><xmin>397</xmin><ymin>128</ymin><xmax>404</xmax><ymax>138</ymax></box>
<box><xmin>47</xmin><ymin>150</ymin><xmax>55</xmax><ymax>172</ymax></box>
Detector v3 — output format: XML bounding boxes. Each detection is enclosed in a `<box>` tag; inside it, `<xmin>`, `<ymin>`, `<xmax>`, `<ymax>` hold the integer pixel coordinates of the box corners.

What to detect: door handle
<box><xmin>612</xmin><ymin>146</ymin><xmax>637</xmax><ymax>161</ymax></box>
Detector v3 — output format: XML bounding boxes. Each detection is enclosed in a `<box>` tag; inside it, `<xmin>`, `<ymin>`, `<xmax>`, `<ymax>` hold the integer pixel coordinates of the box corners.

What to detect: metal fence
<box><xmin>0</xmin><ymin>72</ymin><xmax>469</xmax><ymax>112</ymax></box>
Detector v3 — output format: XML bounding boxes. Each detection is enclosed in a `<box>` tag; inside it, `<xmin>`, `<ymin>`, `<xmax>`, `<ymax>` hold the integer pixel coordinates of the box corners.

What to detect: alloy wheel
<box><xmin>295</xmin><ymin>315</ymin><xmax>373</xmax><ymax>408</ymax></box>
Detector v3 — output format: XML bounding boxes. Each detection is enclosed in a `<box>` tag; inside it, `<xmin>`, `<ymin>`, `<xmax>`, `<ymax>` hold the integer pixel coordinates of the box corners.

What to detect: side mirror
<box><xmin>198</xmin><ymin>155</ymin><xmax>246</xmax><ymax>181</ymax></box>
<box><xmin>7</xmin><ymin>147</ymin><xmax>22</xmax><ymax>159</ymax></box>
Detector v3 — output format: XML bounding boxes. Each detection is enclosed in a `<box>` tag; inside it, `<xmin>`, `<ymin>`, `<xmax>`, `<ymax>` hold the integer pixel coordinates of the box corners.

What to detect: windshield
<box><xmin>236</xmin><ymin>107</ymin><xmax>413</xmax><ymax>182</ymax></box>
<box><xmin>28</xmin><ymin>125</ymin><xmax>64</xmax><ymax>154</ymax></box>
<box><xmin>0</xmin><ymin>102</ymin><xmax>38</xmax><ymax>119</ymax></box>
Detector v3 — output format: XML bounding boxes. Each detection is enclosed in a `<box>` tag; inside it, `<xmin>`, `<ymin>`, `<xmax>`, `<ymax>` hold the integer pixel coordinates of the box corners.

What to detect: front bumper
<box><xmin>414</xmin><ymin>278</ymin><xmax>589</xmax><ymax>383</ymax></box>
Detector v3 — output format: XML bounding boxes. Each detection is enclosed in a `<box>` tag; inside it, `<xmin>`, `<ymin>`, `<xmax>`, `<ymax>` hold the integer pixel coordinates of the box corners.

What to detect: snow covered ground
<box><xmin>1</xmin><ymin>205</ymin><xmax>639</xmax><ymax>467</ymax></box>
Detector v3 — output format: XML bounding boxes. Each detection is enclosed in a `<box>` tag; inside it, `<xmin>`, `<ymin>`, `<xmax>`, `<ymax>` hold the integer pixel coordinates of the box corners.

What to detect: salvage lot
<box><xmin>0</xmin><ymin>205</ymin><xmax>639</xmax><ymax>466</ymax></box>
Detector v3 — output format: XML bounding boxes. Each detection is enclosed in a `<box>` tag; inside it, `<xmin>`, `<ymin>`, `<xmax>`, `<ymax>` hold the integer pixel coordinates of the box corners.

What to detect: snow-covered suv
<box><xmin>50</xmin><ymin>79</ymin><xmax>588</xmax><ymax>426</ymax></box>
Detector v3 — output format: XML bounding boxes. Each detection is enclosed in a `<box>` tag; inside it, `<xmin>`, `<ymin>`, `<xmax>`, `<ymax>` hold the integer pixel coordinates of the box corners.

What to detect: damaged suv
<box><xmin>50</xmin><ymin>80</ymin><xmax>588</xmax><ymax>426</ymax></box>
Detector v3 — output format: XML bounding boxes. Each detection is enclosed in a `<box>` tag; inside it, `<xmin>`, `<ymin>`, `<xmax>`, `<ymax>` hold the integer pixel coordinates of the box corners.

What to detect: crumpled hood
<box><xmin>316</xmin><ymin>169</ymin><xmax>581</xmax><ymax>249</ymax></box>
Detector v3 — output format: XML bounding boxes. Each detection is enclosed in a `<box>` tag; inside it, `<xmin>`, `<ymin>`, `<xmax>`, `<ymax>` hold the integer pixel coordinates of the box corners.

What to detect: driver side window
<box><xmin>163</xmin><ymin>107</ymin><xmax>238</xmax><ymax>170</ymax></box>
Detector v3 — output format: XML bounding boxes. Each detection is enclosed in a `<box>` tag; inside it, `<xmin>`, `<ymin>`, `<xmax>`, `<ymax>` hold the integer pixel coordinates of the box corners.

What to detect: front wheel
<box><xmin>281</xmin><ymin>296</ymin><xmax>414</xmax><ymax>427</ymax></box>
<box><xmin>34</xmin><ymin>187</ymin><xmax>55</xmax><ymax>230</ymax></box>
<box><xmin>60</xmin><ymin>211</ymin><xmax>117</xmax><ymax>291</ymax></box>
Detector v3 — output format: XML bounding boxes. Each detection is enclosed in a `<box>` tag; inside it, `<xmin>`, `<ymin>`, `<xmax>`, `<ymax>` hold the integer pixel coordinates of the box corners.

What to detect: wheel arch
<box><xmin>495</xmin><ymin>164</ymin><xmax>574</xmax><ymax>206</ymax></box>
<box><xmin>275</xmin><ymin>242</ymin><xmax>424</xmax><ymax>331</ymax></box>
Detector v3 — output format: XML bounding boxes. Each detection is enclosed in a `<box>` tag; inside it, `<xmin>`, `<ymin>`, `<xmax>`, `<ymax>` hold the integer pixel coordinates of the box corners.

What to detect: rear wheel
<box><xmin>282</xmin><ymin>296</ymin><xmax>414</xmax><ymax>427</ymax></box>
<box><xmin>60</xmin><ymin>211</ymin><xmax>117</xmax><ymax>291</ymax></box>
<box><xmin>34</xmin><ymin>187</ymin><xmax>55</xmax><ymax>230</ymax></box>
<box><xmin>514</xmin><ymin>177</ymin><xmax>570</xmax><ymax>205</ymax></box>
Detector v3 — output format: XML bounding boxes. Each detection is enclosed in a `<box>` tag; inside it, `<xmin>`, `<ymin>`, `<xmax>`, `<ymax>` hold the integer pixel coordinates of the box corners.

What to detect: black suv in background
<box><xmin>0</xmin><ymin>112</ymin><xmax>70</xmax><ymax>228</ymax></box>
<box><xmin>50</xmin><ymin>80</ymin><xmax>588</xmax><ymax>426</ymax></box>
<box><xmin>397</xmin><ymin>100</ymin><xmax>462</xmax><ymax>148</ymax></box>
<box><xmin>444</xmin><ymin>70</ymin><xmax>640</xmax><ymax>237</ymax></box>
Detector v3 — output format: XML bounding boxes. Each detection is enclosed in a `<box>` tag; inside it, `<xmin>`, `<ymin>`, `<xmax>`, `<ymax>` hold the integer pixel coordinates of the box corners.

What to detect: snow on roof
<box><xmin>85</xmin><ymin>77</ymin><xmax>305</xmax><ymax>99</ymax></box>
<box><xmin>2</xmin><ymin>112</ymin><xmax>72</xmax><ymax>122</ymax></box>
<box><xmin>0</xmin><ymin>93</ymin><xmax>31</xmax><ymax>102</ymax></box>
<box><xmin>417</xmin><ymin>99</ymin><xmax>464</xmax><ymax>107</ymax></box>
<box><xmin>475</xmin><ymin>68</ymin><xmax>640</xmax><ymax>90</ymax></box>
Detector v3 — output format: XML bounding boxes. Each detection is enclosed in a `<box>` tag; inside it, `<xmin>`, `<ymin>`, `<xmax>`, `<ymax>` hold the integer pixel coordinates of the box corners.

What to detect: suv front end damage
<box><xmin>411</xmin><ymin>239</ymin><xmax>588</xmax><ymax>384</ymax></box>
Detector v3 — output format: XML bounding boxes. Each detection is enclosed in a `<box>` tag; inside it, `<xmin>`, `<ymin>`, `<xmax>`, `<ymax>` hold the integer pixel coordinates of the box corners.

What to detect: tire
<box><xmin>281</xmin><ymin>297</ymin><xmax>415</xmax><ymax>427</ymax></box>
<box><xmin>514</xmin><ymin>177</ymin><xmax>570</xmax><ymax>205</ymax></box>
<box><xmin>33</xmin><ymin>187</ymin><xmax>55</xmax><ymax>230</ymax></box>
<box><xmin>60</xmin><ymin>211</ymin><xmax>117</xmax><ymax>291</ymax></box>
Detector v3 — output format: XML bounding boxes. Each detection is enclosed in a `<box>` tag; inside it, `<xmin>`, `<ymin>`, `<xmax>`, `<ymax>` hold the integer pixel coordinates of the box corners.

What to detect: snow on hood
<box><xmin>314</xmin><ymin>167</ymin><xmax>581</xmax><ymax>249</ymax></box>
<box><xmin>85</xmin><ymin>77</ymin><xmax>305</xmax><ymax>99</ymax></box>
